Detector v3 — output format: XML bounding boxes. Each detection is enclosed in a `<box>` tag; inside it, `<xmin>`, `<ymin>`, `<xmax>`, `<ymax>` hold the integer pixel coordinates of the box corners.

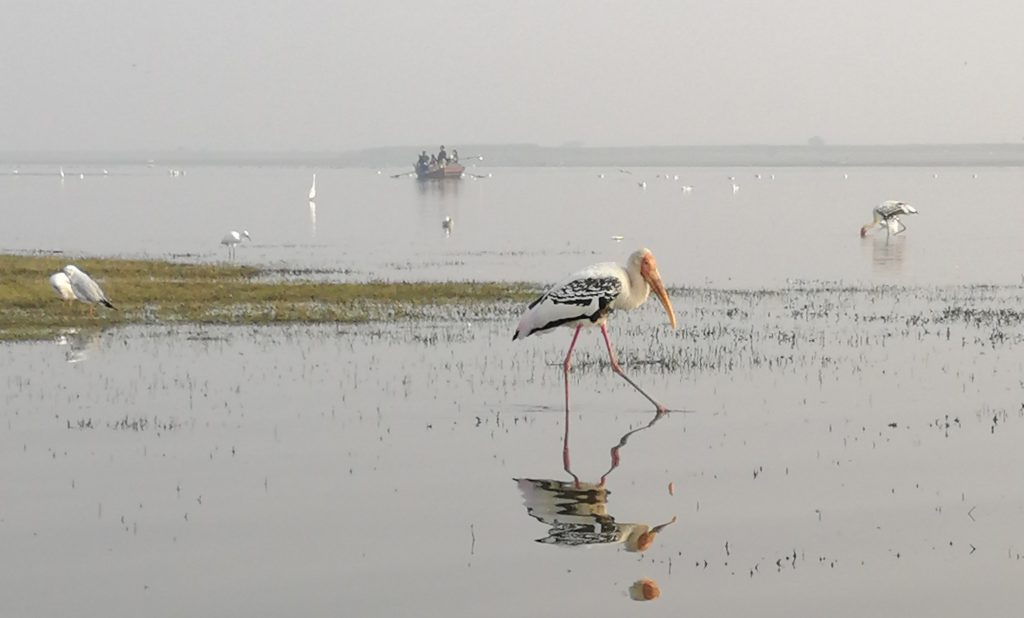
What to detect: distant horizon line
<box><xmin>3</xmin><ymin>142</ymin><xmax>1023</xmax><ymax>168</ymax></box>
<box><xmin>3</xmin><ymin>141</ymin><xmax>1024</xmax><ymax>156</ymax></box>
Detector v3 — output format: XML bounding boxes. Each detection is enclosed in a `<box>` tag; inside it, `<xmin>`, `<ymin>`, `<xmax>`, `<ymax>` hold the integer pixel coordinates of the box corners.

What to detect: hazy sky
<box><xmin>3</xmin><ymin>0</ymin><xmax>1023</xmax><ymax>151</ymax></box>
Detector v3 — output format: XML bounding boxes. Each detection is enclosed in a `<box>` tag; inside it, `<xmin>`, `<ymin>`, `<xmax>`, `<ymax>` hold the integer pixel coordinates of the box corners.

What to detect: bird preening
<box><xmin>861</xmin><ymin>200</ymin><xmax>918</xmax><ymax>237</ymax></box>
<box><xmin>51</xmin><ymin>265</ymin><xmax>117</xmax><ymax>316</ymax></box>
<box><xmin>49</xmin><ymin>272</ymin><xmax>77</xmax><ymax>308</ymax></box>
<box><xmin>513</xmin><ymin>248</ymin><xmax>677</xmax><ymax>413</ymax></box>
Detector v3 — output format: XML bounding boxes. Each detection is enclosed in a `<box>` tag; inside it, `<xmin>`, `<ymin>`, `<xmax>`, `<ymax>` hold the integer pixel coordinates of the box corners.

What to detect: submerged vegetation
<box><xmin>0</xmin><ymin>254</ymin><xmax>536</xmax><ymax>341</ymax></box>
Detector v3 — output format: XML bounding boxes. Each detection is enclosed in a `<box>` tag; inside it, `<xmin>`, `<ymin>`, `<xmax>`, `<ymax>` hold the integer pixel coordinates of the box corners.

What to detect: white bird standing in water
<box><xmin>62</xmin><ymin>265</ymin><xmax>116</xmax><ymax>316</ymax></box>
<box><xmin>221</xmin><ymin>230</ymin><xmax>251</xmax><ymax>259</ymax></box>
<box><xmin>860</xmin><ymin>201</ymin><xmax>918</xmax><ymax>237</ymax></box>
<box><xmin>441</xmin><ymin>216</ymin><xmax>454</xmax><ymax>236</ymax></box>
<box><xmin>49</xmin><ymin>271</ymin><xmax>77</xmax><ymax>307</ymax></box>
<box><xmin>513</xmin><ymin>248</ymin><xmax>677</xmax><ymax>413</ymax></box>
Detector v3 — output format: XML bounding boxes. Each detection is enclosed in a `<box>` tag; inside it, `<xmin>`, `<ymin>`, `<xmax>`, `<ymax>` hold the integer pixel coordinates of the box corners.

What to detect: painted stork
<box><xmin>513</xmin><ymin>248</ymin><xmax>677</xmax><ymax>412</ymax></box>
<box><xmin>861</xmin><ymin>200</ymin><xmax>918</xmax><ymax>237</ymax></box>
<box><xmin>221</xmin><ymin>230</ymin><xmax>251</xmax><ymax>259</ymax></box>
<box><xmin>62</xmin><ymin>265</ymin><xmax>116</xmax><ymax>316</ymax></box>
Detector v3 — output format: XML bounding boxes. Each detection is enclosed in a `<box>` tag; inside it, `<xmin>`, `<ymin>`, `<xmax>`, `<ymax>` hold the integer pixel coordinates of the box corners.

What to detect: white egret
<box><xmin>221</xmin><ymin>230</ymin><xmax>251</xmax><ymax>259</ymax></box>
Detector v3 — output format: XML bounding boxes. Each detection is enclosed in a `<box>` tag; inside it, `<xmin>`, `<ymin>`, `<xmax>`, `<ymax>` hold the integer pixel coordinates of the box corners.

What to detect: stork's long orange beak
<box><xmin>642</xmin><ymin>257</ymin><xmax>677</xmax><ymax>329</ymax></box>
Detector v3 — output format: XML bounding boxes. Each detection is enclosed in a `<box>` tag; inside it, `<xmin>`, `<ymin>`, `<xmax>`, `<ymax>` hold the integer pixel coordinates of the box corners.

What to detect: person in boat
<box><xmin>451</xmin><ymin>148</ymin><xmax>459</xmax><ymax>163</ymax></box>
<box><xmin>438</xmin><ymin>145</ymin><xmax>448</xmax><ymax>166</ymax></box>
<box><xmin>429</xmin><ymin>154</ymin><xmax>437</xmax><ymax>166</ymax></box>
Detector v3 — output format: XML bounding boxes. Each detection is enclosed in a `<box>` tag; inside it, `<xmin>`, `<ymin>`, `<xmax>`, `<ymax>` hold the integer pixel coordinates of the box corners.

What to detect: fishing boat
<box><xmin>415</xmin><ymin>162</ymin><xmax>464</xmax><ymax>180</ymax></box>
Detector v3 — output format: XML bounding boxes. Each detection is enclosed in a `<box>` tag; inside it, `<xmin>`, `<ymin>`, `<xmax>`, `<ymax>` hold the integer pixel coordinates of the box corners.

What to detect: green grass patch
<box><xmin>0</xmin><ymin>254</ymin><xmax>536</xmax><ymax>341</ymax></box>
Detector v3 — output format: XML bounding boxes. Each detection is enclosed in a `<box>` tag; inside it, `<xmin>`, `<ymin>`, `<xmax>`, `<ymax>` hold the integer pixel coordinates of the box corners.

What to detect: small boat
<box><xmin>415</xmin><ymin>161</ymin><xmax>464</xmax><ymax>180</ymax></box>
<box><xmin>308</xmin><ymin>173</ymin><xmax>317</xmax><ymax>200</ymax></box>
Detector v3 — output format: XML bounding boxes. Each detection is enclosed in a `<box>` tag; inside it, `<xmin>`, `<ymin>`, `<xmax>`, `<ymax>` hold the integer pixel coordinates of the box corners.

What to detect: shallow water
<box><xmin>3</xmin><ymin>282</ymin><xmax>1024</xmax><ymax>616</ymax></box>
<box><xmin>2</xmin><ymin>164</ymin><xmax>1023</xmax><ymax>287</ymax></box>
<box><xmin>4</xmin><ymin>164</ymin><xmax>1024</xmax><ymax>614</ymax></box>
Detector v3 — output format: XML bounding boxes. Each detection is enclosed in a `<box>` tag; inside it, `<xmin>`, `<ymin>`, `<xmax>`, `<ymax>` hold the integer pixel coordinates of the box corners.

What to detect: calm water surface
<box><xmin>2</xmin><ymin>164</ymin><xmax>1023</xmax><ymax>286</ymax></box>
<box><xmin>3</xmin><ymin>165</ymin><xmax>1024</xmax><ymax>616</ymax></box>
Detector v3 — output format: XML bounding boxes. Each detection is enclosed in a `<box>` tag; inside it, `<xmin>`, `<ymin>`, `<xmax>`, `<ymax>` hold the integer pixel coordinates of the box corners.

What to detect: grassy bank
<box><xmin>0</xmin><ymin>254</ymin><xmax>535</xmax><ymax>341</ymax></box>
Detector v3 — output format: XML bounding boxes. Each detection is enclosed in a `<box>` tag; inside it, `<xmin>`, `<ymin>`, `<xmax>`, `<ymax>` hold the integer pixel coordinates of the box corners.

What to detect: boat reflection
<box><xmin>415</xmin><ymin>176</ymin><xmax>461</xmax><ymax>197</ymax></box>
<box><xmin>514</xmin><ymin>409</ymin><xmax>676</xmax><ymax>552</ymax></box>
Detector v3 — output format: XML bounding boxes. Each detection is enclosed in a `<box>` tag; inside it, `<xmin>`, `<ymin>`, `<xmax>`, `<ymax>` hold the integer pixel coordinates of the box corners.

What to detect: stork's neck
<box><xmin>619</xmin><ymin>266</ymin><xmax>651</xmax><ymax>311</ymax></box>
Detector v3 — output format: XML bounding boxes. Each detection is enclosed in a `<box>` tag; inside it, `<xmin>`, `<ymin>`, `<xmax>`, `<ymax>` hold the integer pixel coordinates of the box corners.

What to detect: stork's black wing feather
<box><xmin>546</xmin><ymin>276</ymin><xmax>621</xmax><ymax>308</ymax></box>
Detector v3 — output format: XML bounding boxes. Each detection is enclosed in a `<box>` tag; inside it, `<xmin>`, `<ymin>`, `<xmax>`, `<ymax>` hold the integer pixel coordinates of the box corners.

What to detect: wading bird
<box><xmin>62</xmin><ymin>265</ymin><xmax>116</xmax><ymax>316</ymax></box>
<box><xmin>221</xmin><ymin>230</ymin><xmax>251</xmax><ymax>259</ymax></box>
<box><xmin>49</xmin><ymin>271</ymin><xmax>78</xmax><ymax>308</ymax></box>
<box><xmin>860</xmin><ymin>200</ymin><xmax>918</xmax><ymax>237</ymax></box>
<box><xmin>442</xmin><ymin>216</ymin><xmax>453</xmax><ymax>236</ymax></box>
<box><xmin>513</xmin><ymin>248</ymin><xmax>677</xmax><ymax>412</ymax></box>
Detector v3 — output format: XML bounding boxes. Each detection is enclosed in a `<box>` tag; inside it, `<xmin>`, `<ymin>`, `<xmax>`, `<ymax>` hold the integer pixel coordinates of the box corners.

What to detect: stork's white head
<box><xmin>631</xmin><ymin>248</ymin><xmax>677</xmax><ymax>330</ymax></box>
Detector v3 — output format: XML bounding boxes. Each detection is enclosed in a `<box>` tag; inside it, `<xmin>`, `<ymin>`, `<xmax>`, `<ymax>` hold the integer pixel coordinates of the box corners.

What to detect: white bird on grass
<box><xmin>860</xmin><ymin>201</ymin><xmax>918</xmax><ymax>237</ymax></box>
<box><xmin>221</xmin><ymin>230</ymin><xmax>251</xmax><ymax>259</ymax></box>
<box><xmin>513</xmin><ymin>248</ymin><xmax>677</xmax><ymax>413</ymax></box>
<box><xmin>49</xmin><ymin>272</ymin><xmax>77</xmax><ymax>308</ymax></box>
<box><xmin>62</xmin><ymin>265</ymin><xmax>116</xmax><ymax>316</ymax></box>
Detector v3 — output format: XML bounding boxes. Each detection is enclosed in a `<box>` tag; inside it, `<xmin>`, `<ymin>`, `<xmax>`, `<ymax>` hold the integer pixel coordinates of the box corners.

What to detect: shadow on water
<box><xmin>514</xmin><ymin>408</ymin><xmax>676</xmax><ymax>600</ymax></box>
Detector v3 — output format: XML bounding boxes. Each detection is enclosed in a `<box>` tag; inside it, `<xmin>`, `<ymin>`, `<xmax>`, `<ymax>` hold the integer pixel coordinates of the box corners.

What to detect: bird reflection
<box><xmin>629</xmin><ymin>579</ymin><xmax>661</xmax><ymax>601</ymax></box>
<box><xmin>514</xmin><ymin>409</ymin><xmax>676</xmax><ymax>552</ymax></box>
<box><xmin>55</xmin><ymin>328</ymin><xmax>102</xmax><ymax>364</ymax></box>
<box><xmin>308</xmin><ymin>200</ymin><xmax>317</xmax><ymax>238</ymax></box>
<box><xmin>867</xmin><ymin>234</ymin><xmax>907</xmax><ymax>273</ymax></box>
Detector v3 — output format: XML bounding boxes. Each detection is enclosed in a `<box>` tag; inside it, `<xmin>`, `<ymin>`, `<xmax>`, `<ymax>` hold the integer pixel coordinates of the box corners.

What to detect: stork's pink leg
<box><xmin>600</xmin><ymin>323</ymin><xmax>669</xmax><ymax>413</ymax></box>
<box><xmin>563</xmin><ymin>325</ymin><xmax>583</xmax><ymax>413</ymax></box>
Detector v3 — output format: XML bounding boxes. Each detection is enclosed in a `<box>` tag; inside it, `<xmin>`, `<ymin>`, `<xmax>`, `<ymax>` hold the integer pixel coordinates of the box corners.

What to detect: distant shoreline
<box><xmin>2</xmin><ymin>143</ymin><xmax>1023</xmax><ymax>168</ymax></box>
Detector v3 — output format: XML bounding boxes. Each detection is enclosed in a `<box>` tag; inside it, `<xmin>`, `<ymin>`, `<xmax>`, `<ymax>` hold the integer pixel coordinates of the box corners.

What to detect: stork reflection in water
<box><xmin>514</xmin><ymin>408</ymin><xmax>676</xmax><ymax>552</ymax></box>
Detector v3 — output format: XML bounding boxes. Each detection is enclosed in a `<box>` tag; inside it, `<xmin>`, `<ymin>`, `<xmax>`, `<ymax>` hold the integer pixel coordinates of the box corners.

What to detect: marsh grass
<box><xmin>0</xmin><ymin>254</ymin><xmax>536</xmax><ymax>341</ymax></box>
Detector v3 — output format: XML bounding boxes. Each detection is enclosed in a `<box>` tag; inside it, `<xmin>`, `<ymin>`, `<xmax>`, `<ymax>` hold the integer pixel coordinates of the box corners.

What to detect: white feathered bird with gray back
<box><xmin>62</xmin><ymin>265</ymin><xmax>116</xmax><ymax>315</ymax></box>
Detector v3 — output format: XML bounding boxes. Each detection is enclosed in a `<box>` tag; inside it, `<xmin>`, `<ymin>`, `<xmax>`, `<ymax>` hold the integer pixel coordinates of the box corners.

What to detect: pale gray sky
<box><xmin>2</xmin><ymin>0</ymin><xmax>1022</xmax><ymax>151</ymax></box>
